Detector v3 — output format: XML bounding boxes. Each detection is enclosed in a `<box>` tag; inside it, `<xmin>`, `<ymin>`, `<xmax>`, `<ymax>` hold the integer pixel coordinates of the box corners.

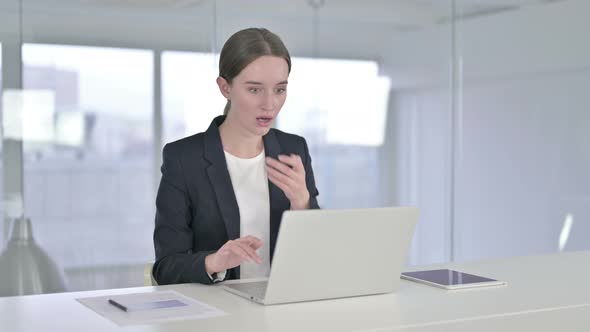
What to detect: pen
<box><xmin>108</xmin><ymin>299</ymin><xmax>128</xmax><ymax>312</ymax></box>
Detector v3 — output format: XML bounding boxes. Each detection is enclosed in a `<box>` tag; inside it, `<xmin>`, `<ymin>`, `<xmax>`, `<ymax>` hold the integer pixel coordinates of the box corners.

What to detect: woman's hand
<box><xmin>205</xmin><ymin>236</ymin><xmax>263</xmax><ymax>274</ymax></box>
<box><xmin>266</xmin><ymin>154</ymin><xmax>310</xmax><ymax>210</ymax></box>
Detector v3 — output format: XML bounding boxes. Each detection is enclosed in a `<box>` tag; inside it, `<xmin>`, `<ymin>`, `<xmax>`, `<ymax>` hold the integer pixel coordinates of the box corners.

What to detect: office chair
<box><xmin>143</xmin><ymin>262</ymin><xmax>158</xmax><ymax>286</ymax></box>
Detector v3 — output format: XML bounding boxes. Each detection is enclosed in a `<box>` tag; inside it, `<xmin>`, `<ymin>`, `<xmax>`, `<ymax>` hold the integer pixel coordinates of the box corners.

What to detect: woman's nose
<box><xmin>261</xmin><ymin>92</ymin><xmax>278</xmax><ymax>110</ymax></box>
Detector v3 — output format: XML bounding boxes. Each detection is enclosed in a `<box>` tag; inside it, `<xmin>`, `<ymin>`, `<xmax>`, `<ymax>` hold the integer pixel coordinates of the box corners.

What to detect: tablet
<box><xmin>401</xmin><ymin>269</ymin><xmax>507</xmax><ymax>290</ymax></box>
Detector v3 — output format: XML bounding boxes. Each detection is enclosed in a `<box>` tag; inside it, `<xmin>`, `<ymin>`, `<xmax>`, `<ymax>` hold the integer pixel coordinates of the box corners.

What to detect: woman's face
<box><xmin>221</xmin><ymin>55</ymin><xmax>289</xmax><ymax>137</ymax></box>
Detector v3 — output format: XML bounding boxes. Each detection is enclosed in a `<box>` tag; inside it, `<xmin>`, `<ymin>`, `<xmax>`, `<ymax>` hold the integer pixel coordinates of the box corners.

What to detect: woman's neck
<box><xmin>219</xmin><ymin>118</ymin><xmax>264</xmax><ymax>158</ymax></box>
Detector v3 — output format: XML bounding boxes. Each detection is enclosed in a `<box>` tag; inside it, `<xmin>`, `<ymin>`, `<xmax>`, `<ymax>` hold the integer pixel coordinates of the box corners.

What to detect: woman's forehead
<box><xmin>236</xmin><ymin>55</ymin><xmax>289</xmax><ymax>84</ymax></box>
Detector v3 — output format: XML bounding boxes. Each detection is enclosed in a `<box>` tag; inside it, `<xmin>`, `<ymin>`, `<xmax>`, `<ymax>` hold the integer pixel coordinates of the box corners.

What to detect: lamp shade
<box><xmin>0</xmin><ymin>217</ymin><xmax>67</xmax><ymax>297</ymax></box>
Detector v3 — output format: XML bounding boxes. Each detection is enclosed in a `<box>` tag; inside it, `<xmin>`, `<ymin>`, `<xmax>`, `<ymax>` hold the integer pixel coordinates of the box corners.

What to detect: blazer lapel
<box><xmin>263</xmin><ymin>129</ymin><xmax>288</xmax><ymax>206</ymax></box>
<box><xmin>263</xmin><ymin>129</ymin><xmax>290</xmax><ymax>261</ymax></box>
<box><xmin>203</xmin><ymin>116</ymin><xmax>240</xmax><ymax>242</ymax></box>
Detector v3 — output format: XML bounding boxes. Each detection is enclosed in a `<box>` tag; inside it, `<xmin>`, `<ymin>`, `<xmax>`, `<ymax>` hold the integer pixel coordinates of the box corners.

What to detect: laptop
<box><xmin>223</xmin><ymin>207</ymin><xmax>418</xmax><ymax>305</ymax></box>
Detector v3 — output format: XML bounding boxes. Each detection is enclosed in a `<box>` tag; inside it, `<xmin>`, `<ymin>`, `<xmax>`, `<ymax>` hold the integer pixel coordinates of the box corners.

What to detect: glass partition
<box><xmin>21</xmin><ymin>44</ymin><xmax>154</xmax><ymax>290</ymax></box>
<box><xmin>453</xmin><ymin>0</ymin><xmax>590</xmax><ymax>261</ymax></box>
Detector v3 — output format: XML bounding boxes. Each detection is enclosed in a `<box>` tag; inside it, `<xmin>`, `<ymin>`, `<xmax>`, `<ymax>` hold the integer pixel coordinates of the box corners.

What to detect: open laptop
<box><xmin>223</xmin><ymin>207</ymin><xmax>418</xmax><ymax>305</ymax></box>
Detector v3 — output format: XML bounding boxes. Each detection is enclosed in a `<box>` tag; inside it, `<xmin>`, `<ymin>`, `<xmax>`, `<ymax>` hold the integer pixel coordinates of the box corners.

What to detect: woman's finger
<box><xmin>277</xmin><ymin>154</ymin><xmax>304</xmax><ymax>173</ymax></box>
<box><xmin>240</xmin><ymin>236</ymin><xmax>264</xmax><ymax>249</ymax></box>
<box><xmin>267</xmin><ymin>170</ymin><xmax>293</xmax><ymax>197</ymax></box>
<box><xmin>267</xmin><ymin>165</ymin><xmax>297</xmax><ymax>188</ymax></box>
<box><xmin>266</xmin><ymin>157</ymin><xmax>297</xmax><ymax>178</ymax></box>
<box><xmin>233</xmin><ymin>241</ymin><xmax>262</xmax><ymax>264</ymax></box>
<box><xmin>225</xmin><ymin>241</ymin><xmax>252</xmax><ymax>262</ymax></box>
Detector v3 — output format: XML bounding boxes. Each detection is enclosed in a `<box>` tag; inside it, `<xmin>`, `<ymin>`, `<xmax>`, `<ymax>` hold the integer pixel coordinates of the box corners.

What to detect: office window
<box><xmin>162</xmin><ymin>51</ymin><xmax>225</xmax><ymax>144</ymax></box>
<box><xmin>279</xmin><ymin>57</ymin><xmax>390</xmax><ymax>147</ymax></box>
<box><xmin>21</xmin><ymin>44</ymin><xmax>154</xmax><ymax>291</ymax></box>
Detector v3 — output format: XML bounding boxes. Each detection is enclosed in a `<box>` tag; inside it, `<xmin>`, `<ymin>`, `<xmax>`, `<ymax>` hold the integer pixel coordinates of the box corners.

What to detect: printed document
<box><xmin>77</xmin><ymin>290</ymin><xmax>227</xmax><ymax>326</ymax></box>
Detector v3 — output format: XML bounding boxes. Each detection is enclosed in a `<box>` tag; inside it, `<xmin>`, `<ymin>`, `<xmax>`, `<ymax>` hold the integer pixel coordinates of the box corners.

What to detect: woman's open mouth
<box><xmin>256</xmin><ymin>116</ymin><xmax>273</xmax><ymax>127</ymax></box>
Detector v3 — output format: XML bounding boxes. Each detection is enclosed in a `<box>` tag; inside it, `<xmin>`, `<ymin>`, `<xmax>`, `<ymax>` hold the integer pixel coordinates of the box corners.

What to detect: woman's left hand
<box><xmin>266</xmin><ymin>154</ymin><xmax>310</xmax><ymax>210</ymax></box>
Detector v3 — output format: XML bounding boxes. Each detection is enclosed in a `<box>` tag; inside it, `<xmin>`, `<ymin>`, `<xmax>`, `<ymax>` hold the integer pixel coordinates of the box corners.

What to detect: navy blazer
<box><xmin>153</xmin><ymin>116</ymin><xmax>320</xmax><ymax>285</ymax></box>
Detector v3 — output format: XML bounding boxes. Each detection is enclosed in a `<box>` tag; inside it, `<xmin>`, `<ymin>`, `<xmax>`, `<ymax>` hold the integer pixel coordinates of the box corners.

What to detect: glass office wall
<box><xmin>452</xmin><ymin>0</ymin><xmax>590</xmax><ymax>261</ymax></box>
<box><xmin>1</xmin><ymin>0</ymin><xmax>588</xmax><ymax>296</ymax></box>
<box><xmin>21</xmin><ymin>44</ymin><xmax>154</xmax><ymax>290</ymax></box>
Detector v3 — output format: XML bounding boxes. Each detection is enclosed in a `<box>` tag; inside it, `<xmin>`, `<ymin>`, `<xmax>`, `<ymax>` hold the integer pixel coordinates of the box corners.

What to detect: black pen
<box><xmin>108</xmin><ymin>299</ymin><xmax>128</xmax><ymax>312</ymax></box>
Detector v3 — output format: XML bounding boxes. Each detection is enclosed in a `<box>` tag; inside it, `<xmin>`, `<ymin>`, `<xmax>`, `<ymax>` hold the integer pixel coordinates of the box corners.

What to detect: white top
<box><xmin>224</xmin><ymin>149</ymin><xmax>271</xmax><ymax>279</ymax></box>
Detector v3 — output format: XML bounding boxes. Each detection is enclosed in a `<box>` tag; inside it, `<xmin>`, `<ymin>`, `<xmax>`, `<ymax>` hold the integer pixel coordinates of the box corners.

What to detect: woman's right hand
<box><xmin>205</xmin><ymin>235</ymin><xmax>263</xmax><ymax>274</ymax></box>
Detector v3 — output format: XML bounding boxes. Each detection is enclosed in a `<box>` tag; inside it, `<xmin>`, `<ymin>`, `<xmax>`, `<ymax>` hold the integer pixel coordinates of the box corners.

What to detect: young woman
<box><xmin>153</xmin><ymin>28</ymin><xmax>320</xmax><ymax>285</ymax></box>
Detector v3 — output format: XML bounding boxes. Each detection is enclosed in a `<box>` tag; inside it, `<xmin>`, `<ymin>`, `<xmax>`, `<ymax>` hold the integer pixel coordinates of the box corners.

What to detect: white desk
<box><xmin>1</xmin><ymin>251</ymin><xmax>589</xmax><ymax>331</ymax></box>
<box><xmin>393</xmin><ymin>305</ymin><xmax>590</xmax><ymax>332</ymax></box>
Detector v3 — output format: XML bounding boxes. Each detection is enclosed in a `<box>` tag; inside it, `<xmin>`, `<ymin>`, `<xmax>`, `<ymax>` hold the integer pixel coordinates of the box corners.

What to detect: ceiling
<box><xmin>13</xmin><ymin>0</ymin><xmax>567</xmax><ymax>29</ymax></box>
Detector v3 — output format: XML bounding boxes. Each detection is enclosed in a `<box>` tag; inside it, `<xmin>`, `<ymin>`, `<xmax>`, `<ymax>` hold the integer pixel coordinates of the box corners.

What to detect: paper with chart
<box><xmin>77</xmin><ymin>290</ymin><xmax>227</xmax><ymax>326</ymax></box>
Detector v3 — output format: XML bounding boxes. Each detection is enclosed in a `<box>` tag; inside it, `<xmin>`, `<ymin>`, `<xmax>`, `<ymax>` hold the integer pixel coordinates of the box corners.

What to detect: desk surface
<box><xmin>1</xmin><ymin>251</ymin><xmax>589</xmax><ymax>331</ymax></box>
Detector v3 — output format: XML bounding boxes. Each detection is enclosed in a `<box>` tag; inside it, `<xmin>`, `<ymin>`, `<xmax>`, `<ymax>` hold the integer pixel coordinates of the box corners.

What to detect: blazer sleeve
<box><xmin>302</xmin><ymin>138</ymin><xmax>320</xmax><ymax>209</ymax></box>
<box><xmin>152</xmin><ymin>143</ymin><xmax>214</xmax><ymax>285</ymax></box>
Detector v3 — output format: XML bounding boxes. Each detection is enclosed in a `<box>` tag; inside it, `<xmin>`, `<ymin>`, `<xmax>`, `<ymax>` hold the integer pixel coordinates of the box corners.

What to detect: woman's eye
<box><xmin>248</xmin><ymin>87</ymin><xmax>260</xmax><ymax>93</ymax></box>
<box><xmin>276</xmin><ymin>87</ymin><xmax>286</xmax><ymax>94</ymax></box>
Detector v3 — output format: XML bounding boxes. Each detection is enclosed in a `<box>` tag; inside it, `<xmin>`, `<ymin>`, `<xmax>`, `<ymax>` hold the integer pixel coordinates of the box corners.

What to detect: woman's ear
<box><xmin>216</xmin><ymin>76</ymin><xmax>231</xmax><ymax>99</ymax></box>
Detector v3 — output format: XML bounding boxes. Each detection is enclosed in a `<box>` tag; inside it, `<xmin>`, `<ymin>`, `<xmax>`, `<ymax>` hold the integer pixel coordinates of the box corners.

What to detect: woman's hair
<box><xmin>219</xmin><ymin>28</ymin><xmax>291</xmax><ymax>115</ymax></box>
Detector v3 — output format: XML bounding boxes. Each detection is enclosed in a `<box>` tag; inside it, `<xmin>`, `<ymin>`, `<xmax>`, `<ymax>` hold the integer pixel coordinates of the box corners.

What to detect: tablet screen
<box><xmin>402</xmin><ymin>269</ymin><xmax>498</xmax><ymax>286</ymax></box>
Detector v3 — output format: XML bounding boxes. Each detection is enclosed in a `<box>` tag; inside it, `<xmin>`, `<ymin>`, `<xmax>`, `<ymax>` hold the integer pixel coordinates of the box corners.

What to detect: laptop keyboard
<box><xmin>227</xmin><ymin>281</ymin><xmax>268</xmax><ymax>300</ymax></box>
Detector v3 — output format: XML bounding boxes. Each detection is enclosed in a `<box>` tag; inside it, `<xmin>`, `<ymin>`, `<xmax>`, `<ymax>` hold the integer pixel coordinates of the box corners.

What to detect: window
<box><xmin>21</xmin><ymin>44</ymin><xmax>154</xmax><ymax>290</ymax></box>
<box><xmin>162</xmin><ymin>51</ymin><xmax>224</xmax><ymax>144</ymax></box>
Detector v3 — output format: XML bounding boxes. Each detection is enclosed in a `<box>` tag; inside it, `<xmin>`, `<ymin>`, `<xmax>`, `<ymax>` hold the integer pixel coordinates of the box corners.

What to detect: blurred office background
<box><xmin>0</xmin><ymin>0</ymin><xmax>588</xmax><ymax>295</ymax></box>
